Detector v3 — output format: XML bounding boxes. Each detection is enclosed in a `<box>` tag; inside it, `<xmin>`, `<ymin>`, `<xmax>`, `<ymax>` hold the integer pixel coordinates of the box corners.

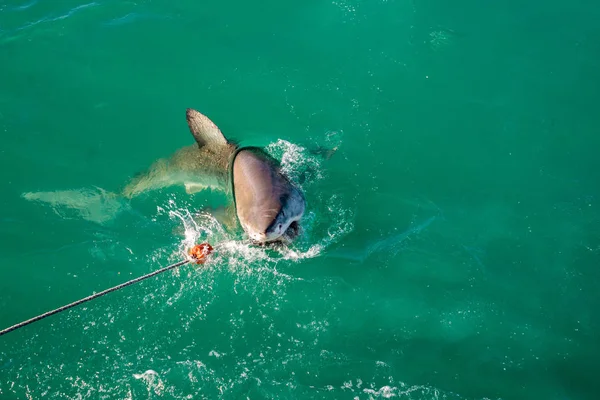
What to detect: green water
<box><xmin>1</xmin><ymin>0</ymin><xmax>600</xmax><ymax>398</ymax></box>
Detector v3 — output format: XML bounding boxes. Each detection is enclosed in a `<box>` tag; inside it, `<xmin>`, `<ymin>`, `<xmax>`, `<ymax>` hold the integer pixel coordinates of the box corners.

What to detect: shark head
<box><xmin>184</xmin><ymin>109</ymin><xmax>306</xmax><ymax>245</ymax></box>
<box><xmin>232</xmin><ymin>147</ymin><xmax>306</xmax><ymax>244</ymax></box>
<box><xmin>250</xmin><ymin>186</ymin><xmax>305</xmax><ymax>244</ymax></box>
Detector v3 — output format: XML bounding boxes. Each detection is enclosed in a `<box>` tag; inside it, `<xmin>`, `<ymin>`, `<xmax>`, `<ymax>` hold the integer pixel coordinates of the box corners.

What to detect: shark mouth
<box><xmin>249</xmin><ymin>221</ymin><xmax>301</xmax><ymax>247</ymax></box>
<box><xmin>283</xmin><ymin>220</ymin><xmax>300</xmax><ymax>240</ymax></box>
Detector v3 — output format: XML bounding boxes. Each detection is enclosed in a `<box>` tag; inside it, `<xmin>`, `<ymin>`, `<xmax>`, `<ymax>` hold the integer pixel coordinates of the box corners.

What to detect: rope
<box><xmin>0</xmin><ymin>258</ymin><xmax>191</xmax><ymax>337</ymax></box>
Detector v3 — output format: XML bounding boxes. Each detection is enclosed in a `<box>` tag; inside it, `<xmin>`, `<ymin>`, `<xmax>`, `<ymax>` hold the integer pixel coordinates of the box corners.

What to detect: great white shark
<box><xmin>121</xmin><ymin>108</ymin><xmax>332</xmax><ymax>244</ymax></box>
<box><xmin>22</xmin><ymin>108</ymin><xmax>335</xmax><ymax>244</ymax></box>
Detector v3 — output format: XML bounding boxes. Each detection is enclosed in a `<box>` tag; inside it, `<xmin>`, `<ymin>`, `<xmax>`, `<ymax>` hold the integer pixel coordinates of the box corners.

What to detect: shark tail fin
<box><xmin>186</xmin><ymin>108</ymin><xmax>229</xmax><ymax>148</ymax></box>
<box><xmin>22</xmin><ymin>186</ymin><xmax>130</xmax><ymax>225</ymax></box>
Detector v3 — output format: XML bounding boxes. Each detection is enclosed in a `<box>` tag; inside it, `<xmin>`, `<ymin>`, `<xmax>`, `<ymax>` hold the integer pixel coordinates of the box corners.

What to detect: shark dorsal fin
<box><xmin>186</xmin><ymin>108</ymin><xmax>228</xmax><ymax>147</ymax></box>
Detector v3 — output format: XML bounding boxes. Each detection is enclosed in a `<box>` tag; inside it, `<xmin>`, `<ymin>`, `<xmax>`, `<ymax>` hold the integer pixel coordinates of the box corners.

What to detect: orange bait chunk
<box><xmin>188</xmin><ymin>243</ymin><xmax>213</xmax><ymax>264</ymax></box>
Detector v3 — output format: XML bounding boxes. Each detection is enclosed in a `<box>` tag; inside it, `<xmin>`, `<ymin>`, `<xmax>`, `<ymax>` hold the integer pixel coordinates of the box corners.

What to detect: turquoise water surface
<box><xmin>1</xmin><ymin>0</ymin><xmax>600</xmax><ymax>399</ymax></box>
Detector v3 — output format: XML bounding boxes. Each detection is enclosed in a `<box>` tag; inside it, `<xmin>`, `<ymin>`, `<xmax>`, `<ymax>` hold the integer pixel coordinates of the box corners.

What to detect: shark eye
<box><xmin>278</xmin><ymin>224</ymin><xmax>282</xmax><ymax>230</ymax></box>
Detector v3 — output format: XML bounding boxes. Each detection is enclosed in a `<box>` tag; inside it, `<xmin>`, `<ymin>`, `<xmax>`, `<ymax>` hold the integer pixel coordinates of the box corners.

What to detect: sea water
<box><xmin>1</xmin><ymin>0</ymin><xmax>599</xmax><ymax>399</ymax></box>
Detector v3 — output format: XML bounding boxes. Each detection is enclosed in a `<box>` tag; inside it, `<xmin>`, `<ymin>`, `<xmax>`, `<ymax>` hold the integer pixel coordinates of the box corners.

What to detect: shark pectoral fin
<box><xmin>220</xmin><ymin>203</ymin><xmax>239</xmax><ymax>231</ymax></box>
<box><xmin>197</xmin><ymin>204</ymin><xmax>238</xmax><ymax>231</ymax></box>
<box><xmin>185</xmin><ymin>182</ymin><xmax>207</xmax><ymax>194</ymax></box>
<box><xmin>213</xmin><ymin>204</ymin><xmax>238</xmax><ymax>231</ymax></box>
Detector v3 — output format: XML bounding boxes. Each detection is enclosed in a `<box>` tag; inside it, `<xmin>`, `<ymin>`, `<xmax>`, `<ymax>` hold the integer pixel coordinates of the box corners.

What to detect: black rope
<box><xmin>0</xmin><ymin>258</ymin><xmax>191</xmax><ymax>337</ymax></box>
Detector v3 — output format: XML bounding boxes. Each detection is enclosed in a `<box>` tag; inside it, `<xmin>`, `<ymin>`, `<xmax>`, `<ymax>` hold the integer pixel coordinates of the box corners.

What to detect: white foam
<box><xmin>159</xmin><ymin>138</ymin><xmax>354</xmax><ymax>265</ymax></box>
<box><xmin>132</xmin><ymin>370</ymin><xmax>165</xmax><ymax>396</ymax></box>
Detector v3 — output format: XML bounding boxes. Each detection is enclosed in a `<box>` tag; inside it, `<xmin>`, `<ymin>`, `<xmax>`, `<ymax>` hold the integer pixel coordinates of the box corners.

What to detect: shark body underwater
<box><xmin>121</xmin><ymin>108</ymin><xmax>325</xmax><ymax>244</ymax></box>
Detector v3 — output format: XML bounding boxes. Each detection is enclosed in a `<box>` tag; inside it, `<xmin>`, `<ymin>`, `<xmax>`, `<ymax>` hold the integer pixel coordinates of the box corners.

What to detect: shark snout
<box><xmin>248</xmin><ymin>220</ymin><xmax>300</xmax><ymax>244</ymax></box>
<box><xmin>266</xmin><ymin>221</ymin><xmax>286</xmax><ymax>239</ymax></box>
<box><xmin>247</xmin><ymin>224</ymin><xmax>285</xmax><ymax>243</ymax></box>
<box><xmin>245</xmin><ymin>207</ymin><xmax>303</xmax><ymax>244</ymax></box>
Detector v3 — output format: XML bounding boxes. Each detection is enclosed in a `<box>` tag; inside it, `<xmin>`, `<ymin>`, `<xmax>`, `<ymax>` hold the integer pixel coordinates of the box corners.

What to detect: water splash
<box><xmin>145</xmin><ymin>138</ymin><xmax>355</xmax><ymax>267</ymax></box>
<box><xmin>132</xmin><ymin>370</ymin><xmax>165</xmax><ymax>397</ymax></box>
<box><xmin>266</xmin><ymin>138</ymin><xmax>326</xmax><ymax>186</ymax></box>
